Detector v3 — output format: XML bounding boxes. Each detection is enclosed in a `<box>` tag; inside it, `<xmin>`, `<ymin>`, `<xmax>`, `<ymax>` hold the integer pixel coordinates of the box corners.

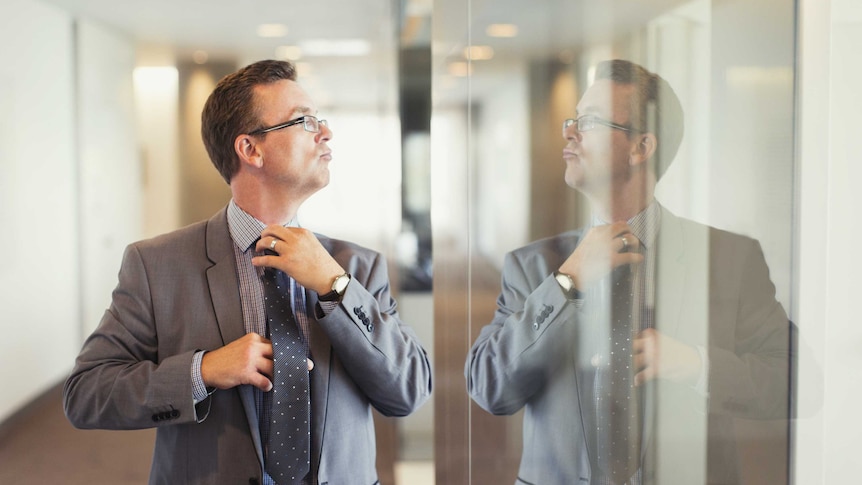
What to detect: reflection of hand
<box><xmin>252</xmin><ymin>225</ymin><xmax>345</xmax><ymax>295</ymax></box>
<box><xmin>201</xmin><ymin>333</ymin><xmax>274</xmax><ymax>392</ymax></box>
<box><xmin>633</xmin><ymin>328</ymin><xmax>702</xmax><ymax>386</ymax></box>
<box><xmin>558</xmin><ymin>221</ymin><xmax>644</xmax><ymax>291</ymax></box>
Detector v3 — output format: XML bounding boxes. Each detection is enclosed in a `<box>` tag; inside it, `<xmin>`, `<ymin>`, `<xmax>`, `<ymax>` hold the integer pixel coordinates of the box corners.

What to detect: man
<box><xmin>64</xmin><ymin>60</ymin><xmax>432</xmax><ymax>485</ymax></box>
<box><xmin>466</xmin><ymin>60</ymin><xmax>791</xmax><ymax>484</ymax></box>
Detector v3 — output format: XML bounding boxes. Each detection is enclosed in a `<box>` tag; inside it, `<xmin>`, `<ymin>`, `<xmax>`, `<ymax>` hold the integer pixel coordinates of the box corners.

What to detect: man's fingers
<box><xmin>250</xmin><ymin>374</ymin><xmax>274</xmax><ymax>392</ymax></box>
<box><xmin>307</xmin><ymin>358</ymin><xmax>314</xmax><ymax>371</ymax></box>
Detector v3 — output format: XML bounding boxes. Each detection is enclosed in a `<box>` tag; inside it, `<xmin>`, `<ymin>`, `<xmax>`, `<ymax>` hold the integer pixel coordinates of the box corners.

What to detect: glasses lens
<box><xmin>577</xmin><ymin>117</ymin><xmax>595</xmax><ymax>131</ymax></box>
<box><xmin>303</xmin><ymin>116</ymin><xmax>318</xmax><ymax>133</ymax></box>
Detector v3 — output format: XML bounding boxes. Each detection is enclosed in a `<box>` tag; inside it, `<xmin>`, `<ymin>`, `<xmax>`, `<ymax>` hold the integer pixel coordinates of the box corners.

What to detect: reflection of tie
<box><xmin>596</xmin><ymin>264</ymin><xmax>642</xmax><ymax>483</ymax></box>
<box><xmin>262</xmin><ymin>264</ymin><xmax>310</xmax><ymax>484</ymax></box>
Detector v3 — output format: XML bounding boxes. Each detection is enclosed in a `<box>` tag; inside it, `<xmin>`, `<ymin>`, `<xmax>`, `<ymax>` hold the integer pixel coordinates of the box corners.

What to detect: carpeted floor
<box><xmin>0</xmin><ymin>383</ymin><xmax>433</xmax><ymax>485</ymax></box>
<box><xmin>0</xmin><ymin>383</ymin><xmax>155</xmax><ymax>484</ymax></box>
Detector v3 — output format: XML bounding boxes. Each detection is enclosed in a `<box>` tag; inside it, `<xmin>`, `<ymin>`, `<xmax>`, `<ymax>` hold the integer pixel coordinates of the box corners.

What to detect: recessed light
<box><xmin>486</xmin><ymin>24</ymin><xmax>518</xmax><ymax>38</ymax></box>
<box><xmin>276</xmin><ymin>45</ymin><xmax>303</xmax><ymax>61</ymax></box>
<box><xmin>463</xmin><ymin>45</ymin><xmax>494</xmax><ymax>61</ymax></box>
<box><xmin>300</xmin><ymin>39</ymin><xmax>370</xmax><ymax>57</ymax></box>
<box><xmin>448</xmin><ymin>61</ymin><xmax>473</xmax><ymax>77</ymax></box>
<box><xmin>257</xmin><ymin>24</ymin><xmax>288</xmax><ymax>38</ymax></box>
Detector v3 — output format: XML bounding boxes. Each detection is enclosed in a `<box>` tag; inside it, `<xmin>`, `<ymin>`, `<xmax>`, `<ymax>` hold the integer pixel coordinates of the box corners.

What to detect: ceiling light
<box><xmin>463</xmin><ymin>45</ymin><xmax>494</xmax><ymax>61</ymax></box>
<box><xmin>276</xmin><ymin>45</ymin><xmax>303</xmax><ymax>61</ymax></box>
<box><xmin>486</xmin><ymin>23</ymin><xmax>518</xmax><ymax>38</ymax></box>
<box><xmin>192</xmin><ymin>50</ymin><xmax>208</xmax><ymax>64</ymax></box>
<box><xmin>299</xmin><ymin>39</ymin><xmax>370</xmax><ymax>57</ymax></box>
<box><xmin>257</xmin><ymin>24</ymin><xmax>288</xmax><ymax>38</ymax></box>
<box><xmin>448</xmin><ymin>61</ymin><xmax>472</xmax><ymax>77</ymax></box>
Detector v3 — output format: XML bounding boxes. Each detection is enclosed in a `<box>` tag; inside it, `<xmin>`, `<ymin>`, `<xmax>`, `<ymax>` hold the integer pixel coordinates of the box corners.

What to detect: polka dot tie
<box><xmin>262</xmin><ymin>266</ymin><xmax>310</xmax><ymax>484</ymax></box>
<box><xmin>595</xmin><ymin>264</ymin><xmax>642</xmax><ymax>484</ymax></box>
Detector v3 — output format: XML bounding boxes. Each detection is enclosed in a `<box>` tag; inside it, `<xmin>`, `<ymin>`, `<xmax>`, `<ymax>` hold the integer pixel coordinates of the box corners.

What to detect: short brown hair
<box><xmin>594</xmin><ymin>60</ymin><xmax>684</xmax><ymax>180</ymax></box>
<box><xmin>201</xmin><ymin>60</ymin><xmax>297</xmax><ymax>183</ymax></box>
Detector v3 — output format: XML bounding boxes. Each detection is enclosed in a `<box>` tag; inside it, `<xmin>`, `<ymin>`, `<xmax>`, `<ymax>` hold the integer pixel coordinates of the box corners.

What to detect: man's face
<box><xmin>562</xmin><ymin>79</ymin><xmax>638</xmax><ymax>195</ymax></box>
<box><xmin>252</xmin><ymin>79</ymin><xmax>333</xmax><ymax>197</ymax></box>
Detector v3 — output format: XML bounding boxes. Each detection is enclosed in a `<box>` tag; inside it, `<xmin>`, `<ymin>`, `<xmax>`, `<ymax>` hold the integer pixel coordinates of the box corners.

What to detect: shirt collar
<box><xmin>227</xmin><ymin>199</ymin><xmax>298</xmax><ymax>252</ymax></box>
<box><xmin>591</xmin><ymin>199</ymin><xmax>662</xmax><ymax>249</ymax></box>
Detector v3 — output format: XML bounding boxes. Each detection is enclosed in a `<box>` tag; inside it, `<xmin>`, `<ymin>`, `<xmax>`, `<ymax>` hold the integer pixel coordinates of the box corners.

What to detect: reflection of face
<box><xmin>253</xmin><ymin>80</ymin><xmax>334</xmax><ymax>198</ymax></box>
<box><xmin>562</xmin><ymin>79</ymin><xmax>638</xmax><ymax>196</ymax></box>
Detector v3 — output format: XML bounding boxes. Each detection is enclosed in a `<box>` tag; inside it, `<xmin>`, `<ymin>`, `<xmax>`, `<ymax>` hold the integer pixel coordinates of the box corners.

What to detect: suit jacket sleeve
<box><xmin>317</xmin><ymin>244</ymin><xmax>432</xmax><ymax>417</ymax></box>
<box><xmin>466</xmin><ymin>245</ymin><xmax>583</xmax><ymax>415</ymax></box>
<box><xmin>63</xmin><ymin>243</ymin><xmax>200</xmax><ymax>430</ymax></box>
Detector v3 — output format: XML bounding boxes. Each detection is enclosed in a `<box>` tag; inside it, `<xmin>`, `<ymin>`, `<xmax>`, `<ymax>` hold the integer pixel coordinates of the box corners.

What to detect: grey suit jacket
<box><xmin>466</xmin><ymin>208</ymin><xmax>791</xmax><ymax>485</ymax></box>
<box><xmin>64</xmin><ymin>207</ymin><xmax>433</xmax><ymax>485</ymax></box>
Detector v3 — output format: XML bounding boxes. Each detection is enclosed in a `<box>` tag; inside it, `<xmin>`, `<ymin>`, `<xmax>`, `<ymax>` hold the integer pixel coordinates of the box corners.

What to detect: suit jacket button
<box><xmin>532</xmin><ymin>322</ymin><xmax>539</xmax><ymax>330</ymax></box>
<box><xmin>366</xmin><ymin>323</ymin><xmax>374</xmax><ymax>332</ymax></box>
<box><xmin>152</xmin><ymin>414</ymin><xmax>160</xmax><ymax>422</ymax></box>
<box><xmin>170</xmin><ymin>410</ymin><xmax>180</xmax><ymax>418</ymax></box>
<box><xmin>353</xmin><ymin>306</ymin><xmax>362</xmax><ymax>315</ymax></box>
<box><xmin>536</xmin><ymin>316</ymin><xmax>545</xmax><ymax>324</ymax></box>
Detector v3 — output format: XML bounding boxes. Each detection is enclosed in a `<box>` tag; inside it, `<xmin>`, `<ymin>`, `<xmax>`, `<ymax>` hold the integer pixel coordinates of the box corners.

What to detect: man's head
<box><xmin>201</xmin><ymin>60</ymin><xmax>298</xmax><ymax>184</ymax></box>
<box><xmin>562</xmin><ymin>60</ymin><xmax>683</xmax><ymax>198</ymax></box>
<box><xmin>592</xmin><ymin>60</ymin><xmax>684</xmax><ymax>181</ymax></box>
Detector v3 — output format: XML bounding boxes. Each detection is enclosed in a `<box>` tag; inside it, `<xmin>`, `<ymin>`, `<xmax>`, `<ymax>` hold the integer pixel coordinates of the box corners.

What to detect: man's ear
<box><xmin>630</xmin><ymin>133</ymin><xmax>657</xmax><ymax>167</ymax></box>
<box><xmin>235</xmin><ymin>134</ymin><xmax>263</xmax><ymax>168</ymax></box>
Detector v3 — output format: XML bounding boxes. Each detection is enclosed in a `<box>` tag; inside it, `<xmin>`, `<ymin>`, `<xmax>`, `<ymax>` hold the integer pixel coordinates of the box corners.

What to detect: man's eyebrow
<box><xmin>291</xmin><ymin>106</ymin><xmax>314</xmax><ymax>116</ymax></box>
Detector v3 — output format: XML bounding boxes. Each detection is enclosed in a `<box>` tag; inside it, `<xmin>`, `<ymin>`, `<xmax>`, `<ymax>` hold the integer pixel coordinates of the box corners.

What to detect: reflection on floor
<box><xmin>0</xmin><ymin>384</ymin><xmax>433</xmax><ymax>484</ymax></box>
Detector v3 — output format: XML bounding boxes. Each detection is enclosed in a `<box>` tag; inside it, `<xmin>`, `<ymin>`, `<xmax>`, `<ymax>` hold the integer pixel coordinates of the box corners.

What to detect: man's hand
<box><xmin>633</xmin><ymin>328</ymin><xmax>702</xmax><ymax>386</ymax></box>
<box><xmin>558</xmin><ymin>221</ymin><xmax>644</xmax><ymax>291</ymax></box>
<box><xmin>252</xmin><ymin>225</ymin><xmax>346</xmax><ymax>295</ymax></box>
<box><xmin>201</xmin><ymin>333</ymin><xmax>315</xmax><ymax>392</ymax></box>
<box><xmin>201</xmin><ymin>333</ymin><xmax>275</xmax><ymax>392</ymax></box>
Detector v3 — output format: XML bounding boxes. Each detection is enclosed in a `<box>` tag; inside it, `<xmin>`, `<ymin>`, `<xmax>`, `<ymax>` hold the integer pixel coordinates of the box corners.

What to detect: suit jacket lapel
<box><xmin>307</xmin><ymin>235</ymin><xmax>334</xmax><ymax>471</ymax></box>
<box><xmin>204</xmin><ymin>207</ymin><xmax>266</xmax><ymax>468</ymax></box>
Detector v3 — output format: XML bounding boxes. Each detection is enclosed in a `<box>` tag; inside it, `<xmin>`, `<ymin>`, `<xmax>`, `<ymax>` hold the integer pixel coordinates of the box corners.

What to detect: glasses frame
<box><xmin>562</xmin><ymin>115</ymin><xmax>635</xmax><ymax>135</ymax></box>
<box><xmin>249</xmin><ymin>115</ymin><xmax>328</xmax><ymax>136</ymax></box>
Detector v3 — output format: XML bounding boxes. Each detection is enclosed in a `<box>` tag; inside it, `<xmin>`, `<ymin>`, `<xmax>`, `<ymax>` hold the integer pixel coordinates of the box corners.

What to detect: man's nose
<box><xmin>317</xmin><ymin>123</ymin><xmax>333</xmax><ymax>142</ymax></box>
<box><xmin>563</xmin><ymin>124</ymin><xmax>581</xmax><ymax>142</ymax></box>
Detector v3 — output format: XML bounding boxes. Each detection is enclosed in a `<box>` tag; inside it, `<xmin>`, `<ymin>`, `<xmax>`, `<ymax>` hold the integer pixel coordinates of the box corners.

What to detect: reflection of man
<box><xmin>64</xmin><ymin>60</ymin><xmax>432</xmax><ymax>485</ymax></box>
<box><xmin>466</xmin><ymin>60</ymin><xmax>791</xmax><ymax>484</ymax></box>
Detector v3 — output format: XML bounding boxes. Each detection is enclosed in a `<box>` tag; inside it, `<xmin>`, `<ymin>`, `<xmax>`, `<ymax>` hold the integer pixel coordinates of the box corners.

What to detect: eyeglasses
<box><xmin>249</xmin><ymin>115</ymin><xmax>328</xmax><ymax>136</ymax></box>
<box><xmin>562</xmin><ymin>115</ymin><xmax>634</xmax><ymax>135</ymax></box>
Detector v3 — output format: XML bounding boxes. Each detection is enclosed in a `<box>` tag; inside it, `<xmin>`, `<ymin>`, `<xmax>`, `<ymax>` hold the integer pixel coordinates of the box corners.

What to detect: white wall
<box><xmin>0</xmin><ymin>0</ymin><xmax>140</xmax><ymax>423</ymax></box>
<box><xmin>77</xmin><ymin>19</ymin><xmax>140</xmax><ymax>337</ymax></box>
<box><xmin>795</xmin><ymin>0</ymin><xmax>862</xmax><ymax>483</ymax></box>
<box><xmin>0</xmin><ymin>0</ymin><xmax>78</xmax><ymax>422</ymax></box>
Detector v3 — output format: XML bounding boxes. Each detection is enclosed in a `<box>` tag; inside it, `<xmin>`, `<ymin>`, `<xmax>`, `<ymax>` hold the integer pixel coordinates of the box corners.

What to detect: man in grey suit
<box><xmin>466</xmin><ymin>60</ymin><xmax>791</xmax><ymax>484</ymax></box>
<box><xmin>64</xmin><ymin>60</ymin><xmax>432</xmax><ymax>485</ymax></box>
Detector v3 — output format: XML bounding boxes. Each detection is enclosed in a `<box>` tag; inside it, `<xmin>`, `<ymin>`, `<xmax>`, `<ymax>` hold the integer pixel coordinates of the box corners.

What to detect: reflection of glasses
<box><xmin>562</xmin><ymin>115</ymin><xmax>633</xmax><ymax>135</ymax></box>
<box><xmin>249</xmin><ymin>115</ymin><xmax>328</xmax><ymax>135</ymax></box>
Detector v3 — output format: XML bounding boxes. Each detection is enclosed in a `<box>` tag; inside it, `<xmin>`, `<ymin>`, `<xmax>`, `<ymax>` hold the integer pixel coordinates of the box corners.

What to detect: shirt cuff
<box><xmin>317</xmin><ymin>300</ymin><xmax>340</xmax><ymax>317</ymax></box>
<box><xmin>191</xmin><ymin>350</ymin><xmax>212</xmax><ymax>404</ymax></box>
<box><xmin>693</xmin><ymin>344</ymin><xmax>710</xmax><ymax>395</ymax></box>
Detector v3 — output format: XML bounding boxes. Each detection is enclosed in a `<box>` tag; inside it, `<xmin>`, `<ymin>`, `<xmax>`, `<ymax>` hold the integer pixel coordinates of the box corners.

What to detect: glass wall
<box><xmin>432</xmin><ymin>0</ymin><xmax>797</xmax><ymax>483</ymax></box>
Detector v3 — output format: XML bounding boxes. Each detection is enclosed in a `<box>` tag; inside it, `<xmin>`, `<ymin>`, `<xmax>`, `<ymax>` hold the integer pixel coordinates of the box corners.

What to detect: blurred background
<box><xmin>0</xmin><ymin>0</ymin><xmax>858</xmax><ymax>483</ymax></box>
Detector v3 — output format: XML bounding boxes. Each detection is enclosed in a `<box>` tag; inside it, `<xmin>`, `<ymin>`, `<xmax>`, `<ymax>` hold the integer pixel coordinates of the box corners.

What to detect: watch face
<box><xmin>555</xmin><ymin>272</ymin><xmax>574</xmax><ymax>291</ymax></box>
<box><xmin>333</xmin><ymin>273</ymin><xmax>351</xmax><ymax>294</ymax></box>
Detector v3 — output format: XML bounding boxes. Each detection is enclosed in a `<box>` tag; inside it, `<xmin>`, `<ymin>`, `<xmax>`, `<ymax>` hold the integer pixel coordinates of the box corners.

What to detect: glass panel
<box><xmin>433</xmin><ymin>0</ymin><xmax>797</xmax><ymax>483</ymax></box>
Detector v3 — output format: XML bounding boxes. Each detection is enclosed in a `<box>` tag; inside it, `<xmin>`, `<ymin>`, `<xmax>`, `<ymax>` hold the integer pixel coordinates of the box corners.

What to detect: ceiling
<box><xmin>39</xmin><ymin>0</ymin><xmax>686</xmax><ymax>108</ymax></box>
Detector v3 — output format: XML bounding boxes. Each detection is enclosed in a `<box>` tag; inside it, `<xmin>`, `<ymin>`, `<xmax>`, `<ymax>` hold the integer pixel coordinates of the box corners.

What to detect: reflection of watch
<box><xmin>320</xmin><ymin>273</ymin><xmax>351</xmax><ymax>302</ymax></box>
<box><xmin>554</xmin><ymin>271</ymin><xmax>582</xmax><ymax>300</ymax></box>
